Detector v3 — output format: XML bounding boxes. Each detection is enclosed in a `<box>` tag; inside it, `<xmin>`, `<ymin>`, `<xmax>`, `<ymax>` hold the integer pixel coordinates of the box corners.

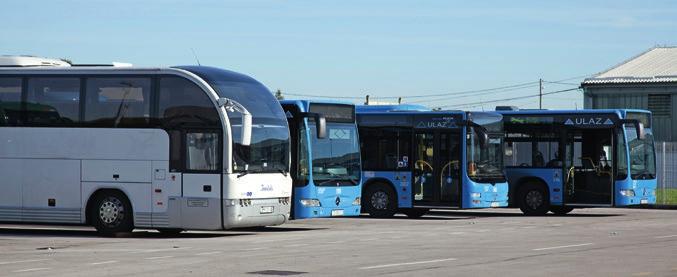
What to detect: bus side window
<box><xmin>0</xmin><ymin>78</ymin><xmax>22</xmax><ymax>126</ymax></box>
<box><xmin>25</xmin><ymin>78</ymin><xmax>80</xmax><ymax>126</ymax></box>
<box><xmin>186</xmin><ymin>132</ymin><xmax>219</xmax><ymax>171</ymax></box>
<box><xmin>158</xmin><ymin>77</ymin><xmax>220</xmax><ymax>129</ymax></box>
<box><xmin>84</xmin><ymin>77</ymin><xmax>151</xmax><ymax>128</ymax></box>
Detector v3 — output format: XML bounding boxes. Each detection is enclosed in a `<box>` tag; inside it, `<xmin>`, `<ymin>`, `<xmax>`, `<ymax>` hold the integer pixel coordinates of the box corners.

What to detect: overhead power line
<box><xmin>282</xmin><ymin>72</ymin><xmax>593</xmax><ymax>101</ymax></box>
<box><xmin>440</xmin><ymin>87</ymin><xmax>582</xmax><ymax>109</ymax></box>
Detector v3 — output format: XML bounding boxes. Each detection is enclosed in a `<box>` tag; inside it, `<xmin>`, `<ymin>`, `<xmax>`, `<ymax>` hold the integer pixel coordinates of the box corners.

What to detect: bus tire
<box><xmin>401</xmin><ymin>208</ymin><xmax>429</xmax><ymax>219</ymax></box>
<box><xmin>89</xmin><ymin>190</ymin><xmax>134</xmax><ymax>236</ymax></box>
<box><xmin>518</xmin><ymin>182</ymin><xmax>549</xmax><ymax>216</ymax></box>
<box><xmin>550</xmin><ymin>206</ymin><xmax>574</xmax><ymax>215</ymax></box>
<box><xmin>364</xmin><ymin>184</ymin><xmax>397</xmax><ymax>218</ymax></box>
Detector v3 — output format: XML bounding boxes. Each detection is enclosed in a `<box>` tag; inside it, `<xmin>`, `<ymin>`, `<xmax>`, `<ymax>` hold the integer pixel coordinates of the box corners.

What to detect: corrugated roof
<box><xmin>583</xmin><ymin>46</ymin><xmax>677</xmax><ymax>85</ymax></box>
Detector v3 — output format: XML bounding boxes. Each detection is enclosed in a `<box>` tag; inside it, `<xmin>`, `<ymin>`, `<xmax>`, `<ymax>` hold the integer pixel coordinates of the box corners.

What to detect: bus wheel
<box><xmin>90</xmin><ymin>191</ymin><xmax>134</xmax><ymax>236</ymax></box>
<box><xmin>364</xmin><ymin>184</ymin><xmax>397</xmax><ymax>218</ymax></box>
<box><xmin>402</xmin><ymin>208</ymin><xmax>429</xmax><ymax>219</ymax></box>
<box><xmin>550</xmin><ymin>206</ymin><xmax>574</xmax><ymax>215</ymax></box>
<box><xmin>518</xmin><ymin>183</ymin><xmax>549</xmax><ymax>216</ymax></box>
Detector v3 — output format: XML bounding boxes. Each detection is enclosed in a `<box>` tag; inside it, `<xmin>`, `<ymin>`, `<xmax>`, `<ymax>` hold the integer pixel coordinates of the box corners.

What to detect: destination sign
<box><xmin>504</xmin><ymin>114</ymin><xmax>620</xmax><ymax>129</ymax></box>
<box><xmin>413</xmin><ymin>115</ymin><xmax>462</xmax><ymax>129</ymax></box>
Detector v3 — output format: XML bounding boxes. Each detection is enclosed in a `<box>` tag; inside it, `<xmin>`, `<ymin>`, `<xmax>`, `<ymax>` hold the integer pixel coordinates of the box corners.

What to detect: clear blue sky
<box><xmin>3</xmin><ymin>0</ymin><xmax>676</xmax><ymax>110</ymax></box>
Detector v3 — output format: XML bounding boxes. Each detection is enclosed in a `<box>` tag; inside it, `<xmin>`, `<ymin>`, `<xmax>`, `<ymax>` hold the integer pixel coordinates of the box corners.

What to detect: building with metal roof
<box><xmin>582</xmin><ymin>46</ymin><xmax>677</xmax><ymax>142</ymax></box>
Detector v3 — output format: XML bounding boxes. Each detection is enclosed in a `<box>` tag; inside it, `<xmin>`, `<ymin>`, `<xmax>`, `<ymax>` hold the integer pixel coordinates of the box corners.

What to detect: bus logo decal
<box><xmin>564</xmin><ymin>117</ymin><xmax>614</xmax><ymax>126</ymax></box>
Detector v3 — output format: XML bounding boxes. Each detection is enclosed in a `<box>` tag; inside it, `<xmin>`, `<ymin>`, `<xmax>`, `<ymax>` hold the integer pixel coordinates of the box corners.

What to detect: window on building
<box><xmin>0</xmin><ymin>78</ymin><xmax>22</xmax><ymax>126</ymax></box>
<box><xmin>25</xmin><ymin>78</ymin><xmax>80</xmax><ymax>126</ymax></box>
<box><xmin>648</xmin><ymin>94</ymin><xmax>671</xmax><ymax>117</ymax></box>
<box><xmin>84</xmin><ymin>78</ymin><xmax>151</xmax><ymax>127</ymax></box>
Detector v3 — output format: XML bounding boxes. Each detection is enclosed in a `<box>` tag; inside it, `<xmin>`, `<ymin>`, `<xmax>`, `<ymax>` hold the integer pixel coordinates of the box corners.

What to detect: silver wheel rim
<box><xmin>525</xmin><ymin>190</ymin><xmax>543</xmax><ymax>210</ymax></box>
<box><xmin>371</xmin><ymin>191</ymin><xmax>389</xmax><ymax>210</ymax></box>
<box><xmin>99</xmin><ymin>197</ymin><xmax>124</xmax><ymax>225</ymax></box>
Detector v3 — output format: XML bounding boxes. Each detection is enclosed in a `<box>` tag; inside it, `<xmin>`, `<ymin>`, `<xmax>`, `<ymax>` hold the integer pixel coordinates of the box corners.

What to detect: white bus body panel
<box><xmin>221</xmin><ymin>173</ymin><xmax>292</xmax><ymax>229</ymax></box>
<box><xmin>0</xmin><ymin>127</ymin><xmax>169</xmax><ymax>227</ymax></box>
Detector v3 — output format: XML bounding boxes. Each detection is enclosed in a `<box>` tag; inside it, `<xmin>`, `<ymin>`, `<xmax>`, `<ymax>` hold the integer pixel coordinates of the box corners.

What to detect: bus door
<box><xmin>413</xmin><ymin>130</ymin><xmax>461</xmax><ymax>207</ymax></box>
<box><xmin>564</xmin><ymin>129</ymin><xmax>614</xmax><ymax>205</ymax></box>
<box><xmin>178</xmin><ymin>130</ymin><xmax>223</xmax><ymax>229</ymax></box>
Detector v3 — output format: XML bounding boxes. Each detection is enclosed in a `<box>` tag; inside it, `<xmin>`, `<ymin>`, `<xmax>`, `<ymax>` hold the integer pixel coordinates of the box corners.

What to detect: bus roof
<box><xmin>356</xmin><ymin>104</ymin><xmax>431</xmax><ymax>113</ymax></box>
<box><xmin>280</xmin><ymin>99</ymin><xmax>354</xmax><ymax>108</ymax></box>
<box><xmin>495</xmin><ymin>109</ymin><xmax>652</xmax><ymax>117</ymax></box>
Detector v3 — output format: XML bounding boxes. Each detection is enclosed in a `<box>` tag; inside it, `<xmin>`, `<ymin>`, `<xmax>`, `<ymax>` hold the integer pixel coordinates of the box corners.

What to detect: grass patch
<box><xmin>656</xmin><ymin>188</ymin><xmax>677</xmax><ymax>205</ymax></box>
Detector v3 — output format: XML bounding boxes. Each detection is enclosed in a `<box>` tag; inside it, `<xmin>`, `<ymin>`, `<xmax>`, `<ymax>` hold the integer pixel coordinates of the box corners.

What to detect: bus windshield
<box><xmin>182</xmin><ymin>66</ymin><xmax>290</xmax><ymax>174</ymax></box>
<box><xmin>467</xmin><ymin>113</ymin><xmax>506</xmax><ymax>183</ymax></box>
<box><xmin>626</xmin><ymin>127</ymin><xmax>656</xmax><ymax>180</ymax></box>
<box><xmin>306</xmin><ymin>122</ymin><xmax>361</xmax><ymax>186</ymax></box>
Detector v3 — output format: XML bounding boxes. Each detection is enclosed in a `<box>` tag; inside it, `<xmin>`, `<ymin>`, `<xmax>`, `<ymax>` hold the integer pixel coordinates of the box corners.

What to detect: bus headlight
<box><xmin>620</xmin><ymin>189</ymin><xmax>636</xmax><ymax>197</ymax></box>
<box><xmin>300</xmin><ymin>199</ymin><xmax>321</xmax><ymax>207</ymax></box>
<box><xmin>471</xmin><ymin>192</ymin><xmax>481</xmax><ymax>198</ymax></box>
<box><xmin>225</xmin><ymin>199</ymin><xmax>237</xmax><ymax>206</ymax></box>
<box><xmin>352</xmin><ymin>197</ymin><xmax>361</xmax><ymax>206</ymax></box>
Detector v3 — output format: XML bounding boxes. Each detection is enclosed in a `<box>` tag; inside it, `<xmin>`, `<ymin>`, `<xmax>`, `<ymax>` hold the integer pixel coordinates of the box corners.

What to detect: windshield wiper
<box><xmin>277</xmin><ymin>169</ymin><xmax>288</xmax><ymax>177</ymax></box>
<box><xmin>237</xmin><ymin>170</ymin><xmax>250</xmax><ymax>178</ymax></box>
<box><xmin>318</xmin><ymin>177</ymin><xmax>358</xmax><ymax>186</ymax></box>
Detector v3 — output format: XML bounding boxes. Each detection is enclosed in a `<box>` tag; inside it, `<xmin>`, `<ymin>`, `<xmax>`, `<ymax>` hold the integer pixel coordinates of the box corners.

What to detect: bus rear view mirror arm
<box><xmin>619</xmin><ymin>119</ymin><xmax>646</xmax><ymax>140</ymax></box>
<box><xmin>218</xmin><ymin>98</ymin><xmax>252</xmax><ymax>146</ymax></box>
<box><xmin>299</xmin><ymin>112</ymin><xmax>327</xmax><ymax>139</ymax></box>
<box><xmin>465</xmin><ymin>120</ymin><xmax>489</xmax><ymax>148</ymax></box>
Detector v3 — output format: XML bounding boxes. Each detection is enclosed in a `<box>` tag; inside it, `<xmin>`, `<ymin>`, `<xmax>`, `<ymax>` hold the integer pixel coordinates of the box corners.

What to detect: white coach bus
<box><xmin>0</xmin><ymin>56</ymin><xmax>292</xmax><ymax>235</ymax></box>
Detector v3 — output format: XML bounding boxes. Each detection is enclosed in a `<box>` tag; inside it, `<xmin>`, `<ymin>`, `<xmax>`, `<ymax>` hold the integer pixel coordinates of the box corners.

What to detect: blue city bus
<box><xmin>280</xmin><ymin>100</ymin><xmax>362</xmax><ymax>219</ymax></box>
<box><xmin>356</xmin><ymin>105</ymin><xmax>509</xmax><ymax>218</ymax></box>
<box><xmin>496</xmin><ymin>108</ymin><xmax>657</xmax><ymax>215</ymax></box>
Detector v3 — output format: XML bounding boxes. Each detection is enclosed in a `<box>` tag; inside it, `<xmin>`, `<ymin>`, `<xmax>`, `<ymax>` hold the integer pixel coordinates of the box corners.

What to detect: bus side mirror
<box><xmin>241</xmin><ymin>112</ymin><xmax>252</xmax><ymax>146</ymax></box>
<box><xmin>218</xmin><ymin>97</ymin><xmax>252</xmax><ymax>146</ymax></box>
<box><xmin>620</xmin><ymin>119</ymin><xmax>646</xmax><ymax>141</ymax></box>
<box><xmin>315</xmin><ymin>115</ymin><xmax>327</xmax><ymax>139</ymax></box>
<box><xmin>467</xmin><ymin>120</ymin><xmax>489</xmax><ymax>148</ymax></box>
<box><xmin>478</xmin><ymin>128</ymin><xmax>489</xmax><ymax>148</ymax></box>
<box><xmin>636</xmin><ymin>122</ymin><xmax>646</xmax><ymax>140</ymax></box>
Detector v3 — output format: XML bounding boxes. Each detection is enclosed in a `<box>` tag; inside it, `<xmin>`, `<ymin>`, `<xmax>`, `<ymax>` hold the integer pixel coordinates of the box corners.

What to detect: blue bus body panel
<box><xmin>293</xmin><ymin>184</ymin><xmax>362</xmax><ymax>218</ymax></box>
<box><xmin>362</xmin><ymin>171</ymin><xmax>509</xmax><ymax>209</ymax></box>
<box><xmin>615</xmin><ymin>178</ymin><xmax>656</xmax><ymax>206</ymax></box>
<box><xmin>505</xmin><ymin>168</ymin><xmax>563</xmax><ymax>205</ymax></box>
<box><xmin>362</xmin><ymin>171</ymin><xmax>413</xmax><ymax>208</ymax></box>
<box><xmin>282</xmin><ymin>99</ymin><xmax>363</xmax><ymax>219</ymax></box>
<box><xmin>462</xmin><ymin>178</ymin><xmax>510</xmax><ymax>208</ymax></box>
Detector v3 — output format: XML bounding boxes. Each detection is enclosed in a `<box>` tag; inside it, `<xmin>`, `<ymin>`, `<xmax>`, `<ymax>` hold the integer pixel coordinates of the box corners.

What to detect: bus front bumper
<box><xmin>222</xmin><ymin>198</ymin><xmax>291</xmax><ymax>229</ymax></box>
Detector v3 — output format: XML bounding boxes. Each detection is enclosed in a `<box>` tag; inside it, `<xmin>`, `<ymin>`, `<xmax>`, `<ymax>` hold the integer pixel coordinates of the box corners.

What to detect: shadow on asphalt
<box><xmin>352</xmin><ymin>215</ymin><xmax>474</xmax><ymax>221</ymax></box>
<box><xmin>0</xmin><ymin>227</ymin><xmax>254</xmax><ymax>239</ymax></box>
<box><xmin>427</xmin><ymin>210</ymin><xmax>624</xmax><ymax>218</ymax></box>
<box><xmin>235</xmin><ymin>226</ymin><xmax>328</xmax><ymax>232</ymax></box>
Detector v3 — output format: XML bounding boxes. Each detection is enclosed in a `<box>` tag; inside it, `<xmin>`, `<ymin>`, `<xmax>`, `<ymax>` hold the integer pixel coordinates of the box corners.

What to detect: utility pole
<box><xmin>539</xmin><ymin>78</ymin><xmax>543</xmax><ymax>109</ymax></box>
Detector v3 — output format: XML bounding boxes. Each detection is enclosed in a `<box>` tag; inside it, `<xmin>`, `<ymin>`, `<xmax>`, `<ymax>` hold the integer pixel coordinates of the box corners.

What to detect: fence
<box><xmin>656</xmin><ymin>141</ymin><xmax>677</xmax><ymax>205</ymax></box>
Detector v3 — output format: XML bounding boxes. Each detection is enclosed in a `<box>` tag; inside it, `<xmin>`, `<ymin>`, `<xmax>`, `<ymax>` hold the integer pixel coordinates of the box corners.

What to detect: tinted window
<box><xmin>158</xmin><ymin>77</ymin><xmax>220</xmax><ymax>128</ymax></box>
<box><xmin>0</xmin><ymin>78</ymin><xmax>22</xmax><ymax>126</ymax></box>
<box><xmin>360</xmin><ymin>127</ymin><xmax>411</xmax><ymax>170</ymax></box>
<box><xmin>84</xmin><ymin>78</ymin><xmax>151</xmax><ymax>127</ymax></box>
<box><xmin>186</xmin><ymin>132</ymin><xmax>220</xmax><ymax>171</ymax></box>
<box><xmin>26</xmin><ymin>78</ymin><xmax>80</xmax><ymax>126</ymax></box>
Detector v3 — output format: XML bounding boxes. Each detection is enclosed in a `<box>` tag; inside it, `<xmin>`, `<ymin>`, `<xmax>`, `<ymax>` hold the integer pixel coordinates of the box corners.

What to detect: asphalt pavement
<box><xmin>0</xmin><ymin>208</ymin><xmax>676</xmax><ymax>276</ymax></box>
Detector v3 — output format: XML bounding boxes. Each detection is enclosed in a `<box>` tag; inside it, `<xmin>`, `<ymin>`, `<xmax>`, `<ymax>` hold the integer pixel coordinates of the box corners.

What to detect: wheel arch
<box><xmin>85</xmin><ymin>188</ymin><xmax>134</xmax><ymax>225</ymax></box>
<box><xmin>510</xmin><ymin>176</ymin><xmax>549</xmax><ymax>207</ymax></box>
<box><xmin>362</xmin><ymin>177</ymin><xmax>398</xmax><ymax>199</ymax></box>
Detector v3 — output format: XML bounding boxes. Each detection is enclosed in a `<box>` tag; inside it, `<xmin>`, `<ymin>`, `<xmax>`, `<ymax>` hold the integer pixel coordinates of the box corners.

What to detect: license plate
<box><xmin>490</xmin><ymin>202</ymin><xmax>500</xmax><ymax>207</ymax></box>
<box><xmin>260</xmin><ymin>206</ymin><xmax>274</xmax><ymax>214</ymax></box>
<box><xmin>640</xmin><ymin>199</ymin><xmax>648</xmax><ymax>204</ymax></box>
<box><xmin>331</xmin><ymin>209</ymin><xmax>344</xmax><ymax>216</ymax></box>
